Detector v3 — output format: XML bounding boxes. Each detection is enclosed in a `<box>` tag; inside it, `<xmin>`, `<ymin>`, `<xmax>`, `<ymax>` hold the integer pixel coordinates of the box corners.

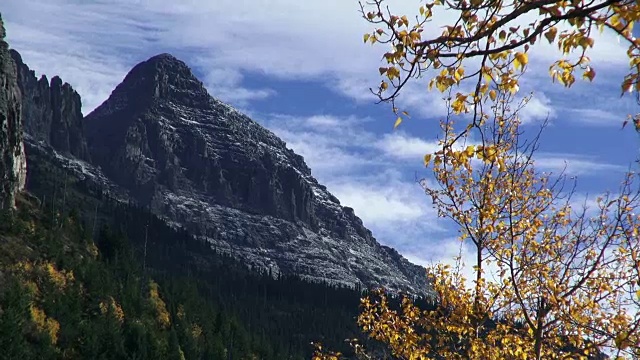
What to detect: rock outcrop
<box><xmin>0</xmin><ymin>14</ymin><xmax>26</xmax><ymax>209</ymax></box>
<box><xmin>83</xmin><ymin>53</ymin><xmax>430</xmax><ymax>294</ymax></box>
<box><xmin>10</xmin><ymin>49</ymin><xmax>90</xmax><ymax>161</ymax></box>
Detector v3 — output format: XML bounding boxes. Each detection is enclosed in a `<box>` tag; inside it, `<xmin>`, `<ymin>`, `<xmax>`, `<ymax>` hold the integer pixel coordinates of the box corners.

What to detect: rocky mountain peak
<box><xmin>0</xmin><ymin>13</ymin><xmax>27</xmax><ymax>209</ymax></box>
<box><xmin>10</xmin><ymin>49</ymin><xmax>91</xmax><ymax>161</ymax></box>
<box><xmin>82</xmin><ymin>53</ymin><xmax>431</xmax><ymax>295</ymax></box>
<box><xmin>92</xmin><ymin>52</ymin><xmax>211</xmax><ymax>118</ymax></box>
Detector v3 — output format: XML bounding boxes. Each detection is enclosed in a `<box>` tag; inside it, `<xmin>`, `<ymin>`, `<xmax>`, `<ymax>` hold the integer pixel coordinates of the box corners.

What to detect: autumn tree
<box><xmin>314</xmin><ymin>1</ymin><xmax>640</xmax><ymax>359</ymax></box>
<box><xmin>315</xmin><ymin>90</ymin><xmax>640</xmax><ymax>359</ymax></box>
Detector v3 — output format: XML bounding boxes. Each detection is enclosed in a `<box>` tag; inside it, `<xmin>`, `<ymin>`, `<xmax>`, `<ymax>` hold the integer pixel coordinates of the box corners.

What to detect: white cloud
<box><xmin>276</xmin><ymin>128</ymin><xmax>377</xmax><ymax>174</ymax></box>
<box><xmin>535</xmin><ymin>153</ymin><xmax>627</xmax><ymax>176</ymax></box>
<box><xmin>402</xmin><ymin>236</ymin><xmax>502</xmax><ymax>291</ymax></box>
<box><xmin>566</xmin><ymin>108</ymin><xmax>623</xmax><ymax>126</ymax></box>
<box><xmin>328</xmin><ymin>174</ymin><xmax>433</xmax><ymax>225</ymax></box>
<box><xmin>559</xmin><ymin>99</ymin><xmax>637</xmax><ymax>127</ymax></box>
<box><xmin>375</xmin><ymin>132</ymin><xmax>440</xmax><ymax>160</ymax></box>
<box><xmin>198</xmin><ymin>66</ymin><xmax>276</xmax><ymax>107</ymax></box>
<box><xmin>519</xmin><ymin>92</ymin><xmax>555</xmax><ymax>124</ymax></box>
<box><xmin>324</xmin><ymin>170</ymin><xmax>449</xmax><ymax>261</ymax></box>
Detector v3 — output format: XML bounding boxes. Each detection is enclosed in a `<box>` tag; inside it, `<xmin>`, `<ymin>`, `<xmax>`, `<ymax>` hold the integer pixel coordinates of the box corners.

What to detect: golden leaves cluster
<box><xmin>361</xmin><ymin>0</ymin><xmax>640</xmax><ymax>128</ymax></box>
<box><xmin>11</xmin><ymin>260</ymin><xmax>75</xmax><ymax>292</ymax></box>
<box><xmin>7</xmin><ymin>260</ymin><xmax>73</xmax><ymax>345</ymax></box>
<box><xmin>148</xmin><ymin>280</ymin><xmax>171</xmax><ymax>329</ymax></box>
<box><xmin>99</xmin><ymin>296</ymin><xmax>125</xmax><ymax>325</ymax></box>
<box><xmin>30</xmin><ymin>305</ymin><xmax>60</xmax><ymax>345</ymax></box>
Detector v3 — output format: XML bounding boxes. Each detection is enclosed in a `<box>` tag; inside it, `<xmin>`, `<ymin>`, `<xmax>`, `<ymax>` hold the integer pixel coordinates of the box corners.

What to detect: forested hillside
<box><xmin>0</xmin><ymin>152</ymin><xmax>378</xmax><ymax>360</ymax></box>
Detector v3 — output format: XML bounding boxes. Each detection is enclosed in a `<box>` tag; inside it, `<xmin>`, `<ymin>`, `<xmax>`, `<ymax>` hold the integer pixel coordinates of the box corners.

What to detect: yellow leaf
<box><xmin>465</xmin><ymin>145</ymin><xmax>475</xmax><ymax>157</ymax></box>
<box><xmin>454</xmin><ymin>67</ymin><xmax>465</xmax><ymax>82</ymax></box>
<box><xmin>394</xmin><ymin>116</ymin><xmax>402</xmax><ymax>129</ymax></box>
<box><xmin>363</xmin><ymin>33</ymin><xmax>370</xmax><ymax>43</ymax></box>
<box><xmin>483</xmin><ymin>69</ymin><xmax>493</xmax><ymax>83</ymax></box>
<box><xmin>582</xmin><ymin>67</ymin><xmax>596</xmax><ymax>82</ymax></box>
<box><xmin>514</xmin><ymin>52</ymin><xmax>528</xmax><ymax>71</ymax></box>
<box><xmin>489</xmin><ymin>89</ymin><xmax>497</xmax><ymax>101</ymax></box>
<box><xmin>615</xmin><ymin>332</ymin><xmax>628</xmax><ymax>350</ymax></box>
<box><xmin>424</xmin><ymin>154</ymin><xmax>432</xmax><ymax>166</ymax></box>
<box><xmin>611</xmin><ymin>14</ymin><xmax>621</xmax><ymax>28</ymax></box>
<box><xmin>544</xmin><ymin>27</ymin><xmax>557</xmax><ymax>44</ymax></box>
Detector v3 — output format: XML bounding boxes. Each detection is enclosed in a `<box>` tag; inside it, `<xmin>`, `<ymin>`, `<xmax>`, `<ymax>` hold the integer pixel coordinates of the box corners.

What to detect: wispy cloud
<box><xmin>519</xmin><ymin>92</ymin><xmax>556</xmax><ymax>124</ymax></box>
<box><xmin>535</xmin><ymin>153</ymin><xmax>627</xmax><ymax>176</ymax></box>
<box><xmin>198</xmin><ymin>67</ymin><xmax>277</xmax><ymax>107</ymax></box>
<box><xmin>326</xmin><ymin>170</ymin><xmax>449</xmax><ymax>260</ymax></box>
<box><xmin>375</xmin><ymin>132</ymin><xmax>440</xmax><ymax>161</ymax></box>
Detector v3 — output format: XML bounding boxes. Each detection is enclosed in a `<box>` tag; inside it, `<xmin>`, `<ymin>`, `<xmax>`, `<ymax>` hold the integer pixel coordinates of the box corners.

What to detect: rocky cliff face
<box><xmin>84</xmin><ymin>53</ymin><xmax>430</xmax><ymax>294</ymax></box>
<box><xmin>10</xmin><ymin>50</ymin><xmax>90</xmax><ymax>161</ymax></box>
<box><xmin>0</xmin><ymin>14</ymin><xmax>26</xmax><ymax>209</ymax></box>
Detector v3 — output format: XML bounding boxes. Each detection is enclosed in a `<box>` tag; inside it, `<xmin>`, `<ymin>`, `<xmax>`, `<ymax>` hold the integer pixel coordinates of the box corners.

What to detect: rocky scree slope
<box><xmin>83</xmin><ymin>53</ymin><xmax>429</xmax><ymax>294</ymax></box>
<box><xmin>0</xmin><ymin>14</ymin><xmax>26</xmax><ymax>210</ymax></box>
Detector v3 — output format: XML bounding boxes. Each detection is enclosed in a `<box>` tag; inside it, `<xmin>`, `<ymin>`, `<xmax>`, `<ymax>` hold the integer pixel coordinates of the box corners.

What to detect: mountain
<box><xmin>0</xmin><ymin>14</ymin><xmax>26</xmax><ymax>209</ymax></box>
<box><xmin>81</xmin><ymin>53</ymin><xmax>430</xmax><ymax>295</ymax></box>
<box><xmin>7</xmin><ymin>42</ymin><xmax>429</xmax><ymax>294</ymax></box>
<box><xmin>10</xmin><ymin>49</ymin><xmax>90</xmax><ymax>161</ymax></box>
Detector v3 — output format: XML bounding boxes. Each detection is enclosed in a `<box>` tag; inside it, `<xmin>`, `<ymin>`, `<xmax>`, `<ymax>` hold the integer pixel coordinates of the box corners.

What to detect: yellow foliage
<box><xmin>30</xmin><ymin>305</ymin><xmax>60</xmax><ymax>345</ymax></box>
<box><xmin>45</xmin><ymin>317</ymin><xmax>60</xmax><ymax>345</ymax></box>
<box><xmin>12</xmin><ymin>260</ymin><xmax>33</xmax><ymax>274</ymax></box>
<box><xmin>99</xmin><ymin>296</ymin><xmax>125</xmax><ymax>325</ymax></box>
<box><xmin>317</xmin><ymin>95</ymin><xmax>640</xmax><ymax>359</ymax></box>
<box><xmin>12</xmin><ymin>260</ymin><xmax>74</xmax><ymax>292</ymax></box>
<box><xmin>362</xmin><ymin>0</ymin><xmax>640</xmax><ymax>132</ymax></box>
<box><xmin>30</xmin><ymin>305</ymin><xmax>47</xmax><ymax>330</ymax></box>
<box><xmin>393</xmin><ymin>116</ymin><xmax>402</xmax><ymax>129</ymax></box>
<box><xmin>42</xmin><ymin>261</ymin><xmax>74</xmax><ymax>290</ymax></box>
<box><xmin>149</xmin><ymin>280</ymin><xmax>171</xmax><ymax>329</ymax></box>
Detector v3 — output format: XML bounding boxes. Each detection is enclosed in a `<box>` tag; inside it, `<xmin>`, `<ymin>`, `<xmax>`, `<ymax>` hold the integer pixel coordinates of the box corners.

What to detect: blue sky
<box><xmin>3</xmin><ymin>0</ymin><xmax>640</xmax><ymax>270</ymax></box>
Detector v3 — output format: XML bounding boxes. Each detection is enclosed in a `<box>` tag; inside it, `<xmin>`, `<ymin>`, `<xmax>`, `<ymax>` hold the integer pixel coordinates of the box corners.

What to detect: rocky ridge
<box><xmin>83</xmin><ymin>53</ymin><xmax>429</xmax><ymax>294</ymax></box>
<box><xmin>0</xmin><ymin>14</ymin><xmax>26</xmax><ymax>209</ymax></box>
<box><xmin>10</xmin><ymin>49</ymin><xmax>90</xmax><ymax>161</ymax></box>
<box><xmin>10</xmin><ymin>50</ymin><xmax>430</xmax><ymax>295</ymax></box>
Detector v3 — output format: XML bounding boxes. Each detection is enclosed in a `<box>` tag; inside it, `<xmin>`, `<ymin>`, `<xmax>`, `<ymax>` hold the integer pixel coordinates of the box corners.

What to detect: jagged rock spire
<box><xmin>0</xmin><ymin>13</ymin><xmax>27</xmax><ymax>209</ymax></box>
